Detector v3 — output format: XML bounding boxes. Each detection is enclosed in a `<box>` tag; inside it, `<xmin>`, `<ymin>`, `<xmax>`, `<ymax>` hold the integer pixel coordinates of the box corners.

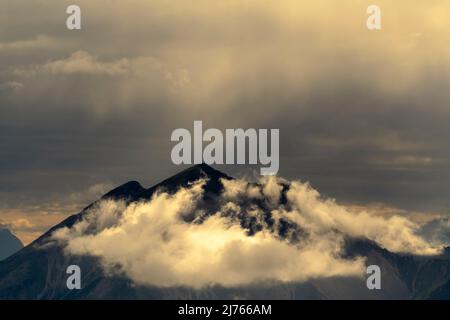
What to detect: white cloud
<box><xmin>261</xmin><ymin>176</ymin><xmax>283</xmax><ymax>208</ymax></box>
<box><xmin>52</xmin><ymin>176</ymin><xmax>444</xmax><ymax>289</ymax></box>
<box><xmin>52</xmin><ymin>180</ymin><xmax>367</xmax><ymax>288</ymax></box>
<box><xmin>284</xmin><ymin>181</ymin><xmax>440</xmax><ymax>255</ymax></box>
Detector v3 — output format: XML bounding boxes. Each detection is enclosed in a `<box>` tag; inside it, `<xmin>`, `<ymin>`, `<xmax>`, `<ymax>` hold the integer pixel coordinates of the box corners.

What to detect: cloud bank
<box><xmin>52</xmin><ymin>177</ymin><xmax>442</xmax><ymax>288</ymax></box>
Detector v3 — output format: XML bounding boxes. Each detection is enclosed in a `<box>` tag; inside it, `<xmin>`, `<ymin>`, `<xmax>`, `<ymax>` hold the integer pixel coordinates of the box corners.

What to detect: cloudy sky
<box><xmin>1</xmin><ymin>0</ymin><xmax>450</xmax><ymax>244</ymax></box>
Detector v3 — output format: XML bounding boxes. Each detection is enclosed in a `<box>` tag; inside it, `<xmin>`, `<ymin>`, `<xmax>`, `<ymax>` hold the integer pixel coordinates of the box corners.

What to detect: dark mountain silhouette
<box><xmin>1</xmin><ymin>164</ymin><xmax>450</xmax><ymax>299</ymax></box>
<box><xmin>0</xmin><ymin>228</ymin><xmax>23</xmax><ymax>261</ymax></box>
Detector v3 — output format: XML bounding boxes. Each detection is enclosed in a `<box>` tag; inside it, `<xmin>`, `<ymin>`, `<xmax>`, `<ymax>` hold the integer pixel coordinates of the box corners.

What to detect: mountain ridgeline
<box><xmin>1</xmin><ymin>164</ymin><xmax>450</xmax><ymax>299</ymax></box>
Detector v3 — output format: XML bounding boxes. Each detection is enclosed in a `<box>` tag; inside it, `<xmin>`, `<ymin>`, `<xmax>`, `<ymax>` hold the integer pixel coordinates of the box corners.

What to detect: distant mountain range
<box><xmin>1</xmin><ymin>164</ymin><xmax>450</xmax><ymax>299</ymax></box>
<box><xmin>0</xmin><ymin>228</ymin><xmax>23</xmax><ymax>261</ymax></box>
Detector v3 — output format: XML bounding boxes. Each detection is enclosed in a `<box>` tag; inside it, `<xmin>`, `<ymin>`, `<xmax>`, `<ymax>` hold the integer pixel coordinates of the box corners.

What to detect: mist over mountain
<box><xmin>1</xmin><ymin>164</ymin><xmax>450</xmax><ymax>299</ymax></box>
<box><xmin>0</xmin><ymin>228</ymin><xmax>23</xmax><ymax>261</ymax></box>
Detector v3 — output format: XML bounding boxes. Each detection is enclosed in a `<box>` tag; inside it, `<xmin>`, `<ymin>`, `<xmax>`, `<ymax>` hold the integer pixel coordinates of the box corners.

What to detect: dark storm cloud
<box><xmin>1</xmin><ymin>0</ymin><xmax>450</xmax><ymax>243</ymax></box>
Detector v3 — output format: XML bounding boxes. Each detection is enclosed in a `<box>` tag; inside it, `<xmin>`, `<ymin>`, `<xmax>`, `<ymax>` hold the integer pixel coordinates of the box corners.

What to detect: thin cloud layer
<box><xmin>0</xmin><ymin>81</ymin><xmax>23</xmax><ymax>92</ymax></box>
<box><xmin>16</xmin><ymin>51</ymin><xmax>130</xmax><ymax>76</ymax></box>
<box><xmin>52</xmin><ymin>177</ymin><xmax>442</xmax><ymax>288</ymax></box>
<box><xmin>0</xmin><ymin>35</ymin><xmax>55</xmax><ymax>51</ymax></box>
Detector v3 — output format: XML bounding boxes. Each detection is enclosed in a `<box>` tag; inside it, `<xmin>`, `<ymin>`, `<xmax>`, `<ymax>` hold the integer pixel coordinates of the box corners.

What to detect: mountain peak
<box><xmin>0</xmin><ymin>227</ymin><xmax>23</xmax><ymax>261</ymax></box>
<box><xmin>102</xmin><ymin>180</ymin><xmax>145</xmax><ymax>200</ymax></box>
<box><xmin>183</xmin><ymin>163</ymin><xmax>229</xmax><ymax>178</ymax></box>
<box><xmin>31</xmin><ymin>165</ymin><xmax>233</xmax><ymax>243</ymax></box>
<box><xmin>140</xmin><ymin>164</ymin><xmax>231</xmax><ymax>198</ymax></box>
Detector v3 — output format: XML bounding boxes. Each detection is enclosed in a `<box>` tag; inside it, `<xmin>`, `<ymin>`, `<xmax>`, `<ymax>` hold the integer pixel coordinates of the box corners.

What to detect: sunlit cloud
<box><xmin>52</xmin><ymin>177</ymin><xmax>442</xmax><ymax>288</ymax></box>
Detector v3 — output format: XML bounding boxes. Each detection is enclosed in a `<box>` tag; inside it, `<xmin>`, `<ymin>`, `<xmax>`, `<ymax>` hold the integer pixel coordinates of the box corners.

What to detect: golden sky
<box><xmin>1</xmin><ymin>0</ymin><xmax>450</xmax><ymax>244</ymax></box>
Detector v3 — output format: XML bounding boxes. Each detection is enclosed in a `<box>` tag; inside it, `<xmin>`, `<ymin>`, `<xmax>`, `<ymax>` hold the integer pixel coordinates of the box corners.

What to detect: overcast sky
<box><xmin>1</xmin><ymin>0</ymin><xmax>450</xmax><ymax>243</ymax></box>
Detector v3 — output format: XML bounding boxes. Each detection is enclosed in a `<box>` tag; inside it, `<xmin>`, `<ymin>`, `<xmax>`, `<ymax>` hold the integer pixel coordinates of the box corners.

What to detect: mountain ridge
<box><xmin>1</xmin><ymin>164</ymin><xmax>450</xmax><ymax>299</ymax></box>
<box><xmin>0</xmin><ymin>228</ymin><xmax>23</xmax><ymax>261</ymax></box>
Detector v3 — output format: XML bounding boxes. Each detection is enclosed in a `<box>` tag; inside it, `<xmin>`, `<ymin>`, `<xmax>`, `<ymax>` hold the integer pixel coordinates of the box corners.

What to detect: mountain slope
<box><xmin>0</xmin><ymin>228</ymin><xmax>23</xmax><ymax>261</ymax></box>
